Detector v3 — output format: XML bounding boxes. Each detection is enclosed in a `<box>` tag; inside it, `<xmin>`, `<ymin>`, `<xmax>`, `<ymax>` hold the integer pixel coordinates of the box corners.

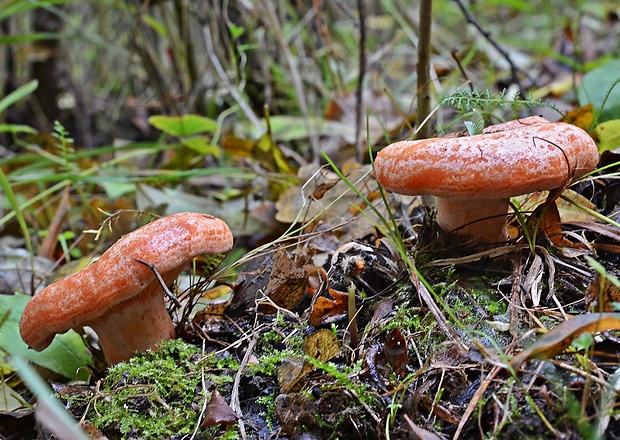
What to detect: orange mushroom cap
<box><xmin>374</xmin><ymin>116</ymin><xmax>600</xmax><ymax>245</ymax></box>
<box><xmin>19</xmin><ymin>212</ymin><xmax>233</xmax><ymax>364</ymax></box>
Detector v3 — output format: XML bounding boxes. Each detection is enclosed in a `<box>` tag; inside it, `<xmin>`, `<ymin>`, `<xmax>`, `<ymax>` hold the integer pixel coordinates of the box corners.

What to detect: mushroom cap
<box><xmin>19</xmin><ymin>212</ymin><xmax>233</xmax><ymax>352</ymax></box>
<box><xmin>374</xmin><ymin>116</ymin><xmax>599</xmax><ymax>198</ymax></box>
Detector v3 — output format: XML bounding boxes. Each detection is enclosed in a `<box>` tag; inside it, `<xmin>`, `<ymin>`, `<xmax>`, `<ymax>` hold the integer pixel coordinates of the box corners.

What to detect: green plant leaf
<box><xmin>149</xmin><ymin>115</ymin><xmax>218</xmax><ymax>137</ymax></box>
<box><xmin>0</xmin><ymin>80</ymin><xmax>38</xmax><ymax>114</ymax></box>
<box><xmin>578</xmin><ymin>59</ymin><xmax>620</xmax><ymax>123</ymax></box>
<box><xmin>0</xmin><ymin>294</ymin><xmax>90</xmax><ymax>380</ymax></box>
<box><xmin>593</xmin><ymin>119</ymin><xmax>620</xmax><ymax>153</ymax></box>
<box><xmin>0</xmin><ymin>124</ymin><xmax>37</xmax><ymax>134</ymax></box>
<box><xmin>181</xmin><ymin>136</ymin><xmax>221</xmax><ymax>156</ymax></box>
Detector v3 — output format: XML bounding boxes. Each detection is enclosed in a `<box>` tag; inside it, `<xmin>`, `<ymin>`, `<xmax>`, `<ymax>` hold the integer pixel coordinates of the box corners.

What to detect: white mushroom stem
<box><xmin>436</xmin><ymin>197</ymin><xmax>510</xmax><ymax>246</ymax></box>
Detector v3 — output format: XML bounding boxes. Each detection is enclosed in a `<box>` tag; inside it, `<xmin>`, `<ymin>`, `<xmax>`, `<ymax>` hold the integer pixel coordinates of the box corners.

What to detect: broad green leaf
<box><xmin>578</xmin><ymin>59</ymin><xmax>620</xmax><ymax>123</ymax></box>
<box><xmin>182</xmin><ymin>136</ymin><xmax>221</xmax><ymax>157</ymax></box>
<box><xmin>149</xmin><ymin>115</ymin><xmax>218</xmax><ymax>137</ymax></box>
<box><xmin>593</xmin><ymin>119</ymin><xmax>620</xmax><ymax>153</ymax></box>
<box><xmin>0</xmin><ymin>294</ymin><xmax>91</xmax><ymax>380</ymax></box>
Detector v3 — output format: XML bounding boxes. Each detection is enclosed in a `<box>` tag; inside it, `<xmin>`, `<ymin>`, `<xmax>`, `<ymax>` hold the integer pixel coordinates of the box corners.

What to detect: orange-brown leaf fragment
<box><xmin>309</xmin><ymin>289</ymin><xmax>349</xmax><ymax>327</ymax></box>
<box><xmin>384</xmin><ymin>328</ymin><xmax>409</xmax><ymax>375</ymax></box>
<box><xmin>511</xmin><ymin>312</ymin><xmax>620</xmax><ymax>371</ymax></box>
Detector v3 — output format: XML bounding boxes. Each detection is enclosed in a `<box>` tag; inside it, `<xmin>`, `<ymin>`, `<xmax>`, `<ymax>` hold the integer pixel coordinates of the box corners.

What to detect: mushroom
<box><xmin>19</xmin><ymin>212</ymin><xmax>233</xmax><ymax>364</ymax></box>
<box><xmin>373</xmin><ymin>116</ymin><xmax>599</xmax><ymax>246</ymax></box>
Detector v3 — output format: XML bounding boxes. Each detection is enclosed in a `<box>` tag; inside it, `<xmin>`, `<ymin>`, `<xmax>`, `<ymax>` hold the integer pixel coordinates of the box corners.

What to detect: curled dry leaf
<box><xmin>202</xmin><ymin>389</ymin><xmax>238</xmax><ymax>427</ymax></box>
<box><xmin>309</xmin><ymin>288</ymin><xmax>349</xmax><ymax>327</ymax></box>
<box><xmin>384</xmin><ymin>328</ymin><xmax>409</xmax><ymax>375</ymax></box>
<box><xmin>511</xmin><ymin>312</ymin><xmax>620</xmax><ymax>371</ymax></box>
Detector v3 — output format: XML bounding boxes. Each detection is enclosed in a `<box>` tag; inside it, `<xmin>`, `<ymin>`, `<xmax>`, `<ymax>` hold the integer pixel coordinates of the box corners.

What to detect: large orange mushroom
<box><xmin>374</xmin><ymin>116</ymin><xmax>599</xmax><ymax>246</ymax></box>
<box><xmin>19</xmin><ymin>212</ymin><xmax>233</xmax><ymax>364</ymax></box>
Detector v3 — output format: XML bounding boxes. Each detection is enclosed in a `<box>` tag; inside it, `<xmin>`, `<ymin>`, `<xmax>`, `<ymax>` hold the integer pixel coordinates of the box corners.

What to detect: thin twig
<box><xmin>256</xmin><ymin>0</ymin><xmax>320</xmax><ymax>161</ymax></box>
<box><xmin>355</xmin><ymin>0</ymin><xmax>367</xmax><ymax>163</ymax></box>
<box><xmin>203</xmin><ymin>22</ymin><xmax>262</xmax><ymax>130</ymax></box>
<box><xmin>452</xmin><ymin>0</ymin><xmax>529</xmax><ymax>97</ymax></box>
<box><xmin>416</xmin><ymin>0</ymin><xmax>433</xmax><ymax>139</ymax></box>
<box><xmin>134</xmin><ymin>258</ymin><xmax>183</xmax><ymax>308</ymax></box>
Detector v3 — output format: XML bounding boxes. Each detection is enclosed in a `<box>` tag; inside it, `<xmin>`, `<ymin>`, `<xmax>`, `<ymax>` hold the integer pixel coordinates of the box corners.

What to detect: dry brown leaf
<box><xmin>384</xmin><ymin>328</ymin><xmax>408</xmax><ymax>375</ymax></box>
<box><xmin>258</xmin><ymin>248</ymin><xmax>306</xmax><ymax>313</ymax></box>
<box><xmin>585</xmin><ymin>273</ymin><xmax>620</xmax><ymax>313</ymax></box>
<box><xmin>202</xmin><ymin>389</ymin><xmax>238</xmax><ymax>427</ymax></box>
<box><xmin>563</xmin><ymin>104</ymin><xmax>595</xmax><ymax>132</ymax></box>
<box><xmin>511</xmin><ymin>312</ymin><xmax>620</xmax><ymax>371</ymax></box>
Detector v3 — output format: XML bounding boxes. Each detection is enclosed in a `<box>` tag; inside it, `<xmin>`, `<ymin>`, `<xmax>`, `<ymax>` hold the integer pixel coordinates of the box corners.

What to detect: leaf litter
<box><xmin>3</xmin><ymin>3</ymin><xmax>620</xmax><ymax>439</ymax></box>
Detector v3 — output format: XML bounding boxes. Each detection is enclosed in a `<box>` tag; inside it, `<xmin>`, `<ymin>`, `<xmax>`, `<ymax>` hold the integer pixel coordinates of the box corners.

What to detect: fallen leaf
<box><xmin>258</xmin><ymin>248</ymin><xmax>306</xmax><ymax>313</ymax></box>
<box><xmin>309</xmin><ymin>289</ymin><xmax>349</xmax><ymax>327</ymax></box>
<box><xmin>0</xmin><ymin>294</ymin><xmax>91</xmax><ymax>379</ymax></box>
<box><xmin>384</xmin><ymin>328</ymin><xmax>408</xmax><ymax>375</ymax></box>
<box><xmin>563</xmin><ymin>104</ymin><xmax>594</xmax><ymax>132</ymax></box>
<box><xmin>0</xmin><ymin>380</ymin><xmax>23</xmax><ymax>412</ymax></box>
<box><xmin>593</xmin><ymin>119</ymin><xmax>620</xmax><ymax>153</ymax></box>
<box><xmin>202</xmin><ymin>389</ymin><xmax>238</xmax><ymax>427</ymax></box>
<box><xmin>511</xmin><ymin>312</ymin><xmax>620</xmax><ymax>371</ymax></box>
<box><xmin>277</xmin><ymin>330</ymin><xmax>340</xmax><ymax>393</ymax></box>
<box><xmin>585</xmin><ymin>273</ymin><xmax>620</xmax><ymax>313</ymax></box>
<box><xmin>303</xmin><ymin>328</ymin><xmax>341</xmax><ymax>363</ymax></box>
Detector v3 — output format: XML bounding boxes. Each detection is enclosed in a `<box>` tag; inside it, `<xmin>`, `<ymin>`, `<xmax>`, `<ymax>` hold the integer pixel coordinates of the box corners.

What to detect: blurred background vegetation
<box><xmin>2</xmin><ymin>0</ymin><xmax>617</xmax><ymax>151</ymax></box>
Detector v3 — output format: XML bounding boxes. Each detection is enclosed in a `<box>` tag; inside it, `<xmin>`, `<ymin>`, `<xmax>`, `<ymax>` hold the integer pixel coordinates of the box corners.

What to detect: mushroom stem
<box><xmin>85</xmin><ymin>267</ymin><xmax>182</xmax><ymax>365</ymax></box>
<box><xmin>436</xmin><ymin>197</ymin><xmax>510</xmax><ymax>246</ymax></box>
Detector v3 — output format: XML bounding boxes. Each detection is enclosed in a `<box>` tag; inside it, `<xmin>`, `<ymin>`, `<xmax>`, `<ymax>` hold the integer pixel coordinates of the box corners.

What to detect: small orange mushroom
<box><xmin>374</xmin><ymin>116</ymin><xmax>599</xmax><ymax>246</ymax></box>
<box><xmin>19</xmin><ymin>212</ymin><xmax>233</xmax><ymax>364</ymax></box>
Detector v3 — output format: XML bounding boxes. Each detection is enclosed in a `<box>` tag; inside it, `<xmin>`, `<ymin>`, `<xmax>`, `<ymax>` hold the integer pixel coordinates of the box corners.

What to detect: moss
<box><xmin>88</xmin><ymin>339</ymin><xmax>217</xmax><ymax>439</ymax></box>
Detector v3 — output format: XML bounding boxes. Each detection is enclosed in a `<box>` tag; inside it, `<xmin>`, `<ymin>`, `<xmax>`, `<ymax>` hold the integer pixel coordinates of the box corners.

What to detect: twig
<box><xmin>452</xmin><ymin>0</ymin><xmax>529</xmax><ymax>97</ymax></box>
<box><xmin>355</xmin><ymin>0</ymin><xmax>367</xmax><ymax>162</ymax></box>
<box><xmin>416</xmin><ymin>0</ymin><xmax>433</xmax><ymax>139</ymax></box>
<box><xmin>409</xmin><ymin>271</ymin><xmax>468</xmax><ymax>352</ymax></box>
<box><xmin>453</xmin><ymin>365</ymin><xmax>502</xmax><ymax>439</ymax></box>
<box><xmin>256</xmin><ymin>0</ymin><xmax>320</xmax><ymax>162</ymax></box>
<box><xmin>134</xmin><ymin>258</ymin><xmax>183</xmax><ymax>308</ymax></box>
<box><xmin>203</xmin><ymin>22</ymin><xmax>262</xmax><ymax>130</ymax></box>
<box><xmin>38</xmin><ymin>185</ymin><xmax>72</xmax><ymax>260</ymax></box>
<box><xmin>230</xmin><ymin>328</ymin><xmax>259</xmax><ymax>440</ymax></box>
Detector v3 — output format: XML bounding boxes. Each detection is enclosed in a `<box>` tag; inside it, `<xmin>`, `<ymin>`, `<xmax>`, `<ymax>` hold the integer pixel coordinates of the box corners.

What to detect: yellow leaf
<box><xmin>593</xmin><ymin>119</ymin><xmax>620</xmax><ymax>153</ymax></box>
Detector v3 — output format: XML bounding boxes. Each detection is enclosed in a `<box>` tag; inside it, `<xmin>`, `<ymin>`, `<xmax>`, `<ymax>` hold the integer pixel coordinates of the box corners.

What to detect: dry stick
<box><xmin>134</xmin><ymin>258</ymin><xmax>183</xmax><ymax>309</ymax></box>
<box><xmin>230</xmin><ymin>330</ymin><xmax>259</xmax><ymax>440</ymax></box>
<box><xmin>38</xmin><ymin>185</ymin><xmax>72</xmax><ymax>260</ymax></box>
<box><xmin>203</xmin><ymin>23</ymin><xmax>262</xmax><ymax>130</ymax></box>
<box><xmin>409</xmin><ymin>271</ymin><xmax>468</xmax><ymax>352</ymax></box>
<box><xmin>452</xmin><ymin>0</ymin><xmax>529</xmax><ymax>97</ymax></box>
<box><xmin>453</xmin><ymin>365</ymin><xmax>502</xmax><ymax>440</ymax></box>
<box><xmin>256</xmin><ymin>0</ymin><xmax>320</xmax><ymax>162</ymax></box>
<box><xmin>416</xmin><ymin>0</ymin><xmax>433</xmax><ymax>139</ymax></box>
<box><xmin>354</xmin><ymin>0</ymin><xmax>367</xmax><ymax>163</ymax></box>
<box><xmin>509</xmin><ymin>250</ymin><xmax>523</xmax><ymax>343</ymax></box>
